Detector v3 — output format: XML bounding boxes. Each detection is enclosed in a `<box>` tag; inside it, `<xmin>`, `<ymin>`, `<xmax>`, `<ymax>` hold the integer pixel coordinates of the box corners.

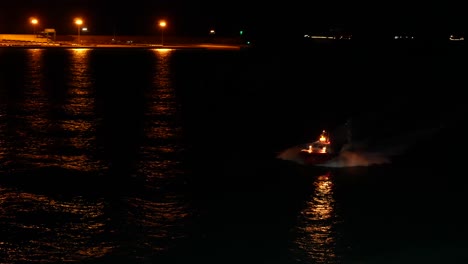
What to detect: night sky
<box><xmin>1</xmin><ymin>0</ymin><xmax>466</xmax><ymax>40</ymax></box>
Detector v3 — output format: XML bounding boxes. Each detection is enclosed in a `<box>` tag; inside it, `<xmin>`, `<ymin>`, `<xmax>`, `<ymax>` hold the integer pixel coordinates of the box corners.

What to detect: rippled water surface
<box><xmin>0</xmin><ymin>44</ymin><xmax>467</xmax><ymax>263</ymax></box>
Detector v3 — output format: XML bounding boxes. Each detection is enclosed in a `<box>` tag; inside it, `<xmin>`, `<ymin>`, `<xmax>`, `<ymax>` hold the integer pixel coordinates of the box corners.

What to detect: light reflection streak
<box><xmin>61</xmin><ymin>49</ymin><xmax>104</xmax><ymax>172</ymax></box>
<box><xmin>117</xmin><ymin>49</ymin><xmax>192</xmax><ymax>255</ymax></box>
<box><xmin>126</xmin><ymin>196</ymin><xmax>192</xmax><ymax>253</ymax></box>
<box><xmin>0</xmin><ymin>187</ymin><xmax>115</xmax><ymax>263</ymax></box>
<box><xmin>0</xmin><ymin>47</ymin><xmax>104</xmax><ymax>176</ymax></box>
<box><xmin>0</xmin><ymin>106</ymin><xmax>5</xmax><ymax>166</ymax></box>
<box><xmin>9</xmin><ymin>48</ymin><xmax>104</xmax><ymax>172</ymax></box>
<box><xmin>26</xmin><ymin>49</ymin><xmax>44</xmax><ymax>87</ymax></box>
<box><xmin>144</xmin><ymin>49</ymin><xmax>184</xmax><ymax>155</ymax></box>
<box><xmin>291</xmin><ymin>172</ymin><xmax>342</xmax><ymax>264</ymax></box>
<box><xmin>3</xmin><ymin>48</ymin><xmax>50</xmax><ymax>169</ymax></box>
<box><xmin>0</xmin><ymin>48</ymin><xmax>193</xmax><ymax>262</ymax></box>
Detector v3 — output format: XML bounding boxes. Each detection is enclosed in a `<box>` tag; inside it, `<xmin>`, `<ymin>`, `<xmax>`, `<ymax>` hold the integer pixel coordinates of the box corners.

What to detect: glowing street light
<box><xmin>159</xmin><ymin>20</ymin><xmax>166</xmax><ymax>46</ymax></box>
<box><xmin>30</xmin><ymin>18</ymin><xmax>38</xmax><ymax>36</ymax></box>
<box><xmin>75</xmin><ymin>18</ymin><xmax>83</xmax><ymax>44</ymax></box>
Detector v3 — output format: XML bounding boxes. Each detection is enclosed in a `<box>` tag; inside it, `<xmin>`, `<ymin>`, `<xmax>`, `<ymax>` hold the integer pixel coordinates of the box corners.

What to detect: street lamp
<box><xmin>75</xmin><ymin>18</ymin><xmax>83</xmax><ymax>44</ymax></box>
<box><xmin>159</xmin><ymin>20</ymin><xmax>166</xmax><ymax>46</ymax></box>
<box><xmin>30</xmin><ymin>18</ymin><xmax>38</xmax><ymax>37</ymax></box>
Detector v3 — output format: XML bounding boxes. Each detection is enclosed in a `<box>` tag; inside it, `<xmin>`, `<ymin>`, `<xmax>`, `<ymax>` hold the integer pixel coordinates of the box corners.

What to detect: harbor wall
<box><xmin>0</xmin><ymin>34</ymin><xmax>244</xmax><ymax>45</ymax></box>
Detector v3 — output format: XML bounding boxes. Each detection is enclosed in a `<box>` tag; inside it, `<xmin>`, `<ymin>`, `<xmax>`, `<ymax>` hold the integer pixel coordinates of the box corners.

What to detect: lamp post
<box><xmin>30</xmin><ymin>18</ymin><xmax>38</xmax><ymax>37</ymax></box>
<box><xmin>75</xmin><ymin>18</ymin><xmax>83</xmax><ymax>44</ymax></box>
<box><xmin>159</xmin><ymin>20</ymin><xmax>166</xmax><ymax>46</ymax></box>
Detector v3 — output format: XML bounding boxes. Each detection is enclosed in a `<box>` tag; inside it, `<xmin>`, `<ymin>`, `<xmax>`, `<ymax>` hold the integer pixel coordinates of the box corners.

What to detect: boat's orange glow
<box><xmin>319</xmin><ymin>136</ymin><xmax>330</xmax><ymax>144</ymax></box>
<box><xmin>301</xmin><ymin>145</ymin><xmax>313</xmax><ymax>153</ymax></box>
<box><xmin>319</xmin><ymin>130</ymin><xmax>330</xmax><ymax>144</ymax></box>
<box><xmin>300</xmin><ymin>129</ymin><xmax>333</xmax><ymax>155</ymax></box>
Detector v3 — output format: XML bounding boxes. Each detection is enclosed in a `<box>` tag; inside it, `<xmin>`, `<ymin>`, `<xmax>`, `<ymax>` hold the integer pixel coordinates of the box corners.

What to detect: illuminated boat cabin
<box><xmin>300</xmin><ymin>130</ymin><xmax>334</xmax><ymax>165</ymax></box>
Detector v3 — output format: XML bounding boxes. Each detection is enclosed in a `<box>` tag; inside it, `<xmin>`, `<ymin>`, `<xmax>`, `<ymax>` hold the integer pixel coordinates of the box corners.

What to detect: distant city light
<box><xmin>449</xmin><ymin>35</ymin><xmax>464</xmax><ymax>41</ymax></box>
<box><xmin>30</xmin><ymin>18</ymin><xmax>38</xmax><ymax>35</ymax></box>
<box><xmin>304</xmin><ymin>34</ymin><xmax>351</xmax><ymax>40</ymax></box>
<box><xmin>394</xmin><ymin>35</ymin><xmax>414</xmax><ymax>40</ymax></box>
<box><xmin>74</xmin><ymin>18</ymin><xmax>83</xmax><ymax>44</ymax></box>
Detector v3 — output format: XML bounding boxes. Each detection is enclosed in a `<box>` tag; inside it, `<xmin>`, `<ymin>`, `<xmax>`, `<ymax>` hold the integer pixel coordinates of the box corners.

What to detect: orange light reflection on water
<box><xmin>0</xmin><ymin>187</ymin><xmax>114</xmax><ymax>262</ymax></box>
<box><xmin>8</xmin><ymin>48</ymin><xmax>104</xmax><ymax>172</ymax></box>
<box><xmin>292</xmin><ymin>172</ymin><xmax>341</xmax><ymax>264</ymax></box>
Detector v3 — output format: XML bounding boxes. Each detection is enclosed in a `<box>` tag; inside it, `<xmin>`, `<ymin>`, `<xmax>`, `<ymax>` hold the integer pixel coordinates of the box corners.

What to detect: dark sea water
<box><xmin>0</xmin><ymin>42</ymin><xmax>467</xmax><ymax>264</ymax></box>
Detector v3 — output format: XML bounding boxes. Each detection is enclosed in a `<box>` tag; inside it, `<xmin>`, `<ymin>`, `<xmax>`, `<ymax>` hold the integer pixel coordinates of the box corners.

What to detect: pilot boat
<box><xmin>299</xmin><ymin>130</ymin><xmax>335</xmax><ymax>165</ymax></box>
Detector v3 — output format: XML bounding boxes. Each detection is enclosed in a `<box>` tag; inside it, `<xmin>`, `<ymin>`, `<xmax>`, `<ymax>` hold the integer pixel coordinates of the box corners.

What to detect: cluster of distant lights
<box><xmin>26</xmin><ymin>17</ymin><xmax>466</xmax><ymax>43</ymax></box>
<box><xmin>394</xmin><ymin>35</ymin><xmax>414</xmax><ymax>40</ymax></box>
<box><xmin>28</xmin><ymin>17</ymin><xmax>168</xmax><ymax>32</ymax></box>
<box><xmin>304</xmin><ymin>35</ymin><xmax>352</xmax><ymax>40</ymax></box>
<box><xmin>449</xmin><ymin>35</ymin><xmax>464</xmax><ymax>41</ymax></box>
<box><xmin>26</xmin><ymin>17</ymin><xmax>243</xmax><ymax>38</ymax></box>
<box><xmin>304</xmin><ymin>34</ymin><xmax>464</xmax><ymax>41</ymax></box>
<box><xmin>395</xmin><ymin>35</ymin><xmax>465</xmax><ymax>41</ymax></box>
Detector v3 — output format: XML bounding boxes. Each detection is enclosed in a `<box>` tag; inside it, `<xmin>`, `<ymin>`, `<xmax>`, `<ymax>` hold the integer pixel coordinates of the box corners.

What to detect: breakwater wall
<box><xmin>1</xmin><ymin>34</ymin><xmax>244</xmax><ymax>45</ymax></box>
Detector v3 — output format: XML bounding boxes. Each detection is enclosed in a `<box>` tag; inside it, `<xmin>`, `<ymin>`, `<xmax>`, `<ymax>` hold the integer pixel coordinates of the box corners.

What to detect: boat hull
<box><xmin>299</xmin><ymin>152</ymin><xmax>335</xmax><ymax>165</ymax></box>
